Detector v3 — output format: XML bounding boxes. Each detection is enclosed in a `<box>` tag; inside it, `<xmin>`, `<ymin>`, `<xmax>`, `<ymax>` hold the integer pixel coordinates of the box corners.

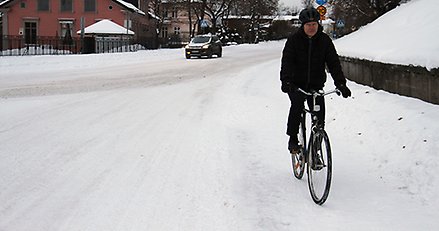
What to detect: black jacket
<box><xmin>280</xmin><ymin>25</ymin><xmax>346</xmax><ymax>90</ymax></box>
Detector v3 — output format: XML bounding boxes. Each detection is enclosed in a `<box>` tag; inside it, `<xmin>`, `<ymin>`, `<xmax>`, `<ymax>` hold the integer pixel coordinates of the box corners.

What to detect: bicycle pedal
<box><xmin>311</xmin><ymin>164</ymin><xmax>324</xmax><ymax>171</ymax></box>
<box><xmin>312</xmin><ymin>162</ymin><xmax>326</xmax><ymax>170</ymax></box>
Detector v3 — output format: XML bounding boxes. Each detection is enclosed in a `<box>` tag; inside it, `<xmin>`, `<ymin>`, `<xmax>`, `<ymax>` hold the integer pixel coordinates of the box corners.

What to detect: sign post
<box><xmin>316</xmin><ymin>5</ymin><xmax>327</xmax><ymax>21</ymax></box>
<box><xmin>316</xmin><ymin>0</ymin><xmax>328</xmax><ymax>22</ymax></box>
<box><xmin>80</xmin><ymin>17</ymin><xmax>85</xmax><ymax>53</ymax></box>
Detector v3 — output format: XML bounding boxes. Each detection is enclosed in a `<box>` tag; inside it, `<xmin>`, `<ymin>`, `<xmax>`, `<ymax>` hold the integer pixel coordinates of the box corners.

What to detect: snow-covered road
<box><xmin>1</xmin><ymin>42</ymin><xmax>438</xmax><ymax>230</ymax></box>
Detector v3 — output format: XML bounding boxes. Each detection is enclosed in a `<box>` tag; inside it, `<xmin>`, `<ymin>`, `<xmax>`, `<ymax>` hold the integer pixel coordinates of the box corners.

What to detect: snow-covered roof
<box><xmin>113</xmin><ymin>0</ymin><xmax>145</xmax><ymax>15</ymax></box>
<box><xmin>225</xmin><ymin>15</ymin><xmax>275</xmax><ymax>20</ymax></box>
<box><xmin>148</xmin><ymin>10</ymin><xmax>160</xmax><ymax>21</ymax></box>
<box><xmin>161</xmin><ymin>0</ymin><xmax>202</xmax><ymax>2</ymax></box>
<box><xmin>273</xmin><ymin>15</ymin><xmax>300</xmax><ymax>21</ymax></box>
<box><xmin>321</xmin><ymin>18</ymin><xmax>335</xmax><ymax>25</ymax></box>
<box><xmin>76</xmin><ymin>19</ymin><xmax>134</xmax><ymax>35</ymax></box>
<box><xmin>0</xmin><ymin>0</ymin><xmax>10</xmax><ymax>7</ymax></box>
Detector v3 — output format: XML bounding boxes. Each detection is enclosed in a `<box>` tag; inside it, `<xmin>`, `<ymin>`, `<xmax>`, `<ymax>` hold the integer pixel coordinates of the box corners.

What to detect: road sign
<box><xmin>316</xmin><ymin>0</ymin><xmax>328</xmax><ymax>5</ymax></box>
<box><xmin>336</xmin><ymin>19</ymin><xmax>345</xmax><ymax>28</ymax></box>
<box><xmin>200</xmin><ymin>20</ymin><xmax>209</xmax><ymax>28</ymax></box>
<box><xmin>316</xmin><ymin>5</ymin><xmax>327</xmax><ymax>16</ymax></box>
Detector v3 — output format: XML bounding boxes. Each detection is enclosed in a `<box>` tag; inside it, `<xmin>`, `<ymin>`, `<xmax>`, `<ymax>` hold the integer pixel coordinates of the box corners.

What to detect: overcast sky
<box><xmin>280</xmin><ymin>0</ymin><xmax>303</xmax><ymax>9</ymax></box>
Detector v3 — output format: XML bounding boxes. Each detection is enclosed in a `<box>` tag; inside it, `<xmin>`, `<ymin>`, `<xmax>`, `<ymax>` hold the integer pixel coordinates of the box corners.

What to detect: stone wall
<box><xmin>339</xmin><ymin>56</ymin><xmax>439</xmax><ymax>105</ymax></box>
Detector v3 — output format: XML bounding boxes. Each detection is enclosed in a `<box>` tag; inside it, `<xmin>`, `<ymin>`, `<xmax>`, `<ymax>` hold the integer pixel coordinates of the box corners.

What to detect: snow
<box><xmin>77</xmin><ymin>19</ymin><xmax>135</xmax><ymax>35</ymax></box>
<box><xmin>273</xmin><ymin>15</ymin><xmax>299</xmax><ymax>21</ymax></box>
<box><xmin>334</xmin><ymin>0</ymin><xmax>439</xmax><ymax>70</ymax></box>
<box><xmin>114</xmin><ymin>0</ymin><xmax>146</xmax><ymax>15</ymax></box>
<box><xmin>0</xmin><ymin>0</ymin><xmax>10</xmax><ymax>7</ymax></box>
<box><xmin>1</xmin><ymin>0</ymin><xmax>439</xmax><ymax>230</ymax></box>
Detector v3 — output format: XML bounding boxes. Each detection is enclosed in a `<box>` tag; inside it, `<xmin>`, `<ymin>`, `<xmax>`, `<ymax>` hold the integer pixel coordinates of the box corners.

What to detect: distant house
<box><xmin>272</xmin><ymin>15</ymin><xmax>301</xmax><ymax>28</ymax></box>
<box><xmin>221</xmin><ymin>15</ymin><xmax>276</xmax><ymax>43</ymax></box>
<box><xmin>0</xmin><ymin>0</ymin><xmax>159</xmax><ymax>48</ymax></box>
<box><xmin>158</xmin><ymin>0</ymin><xmax>204</xmax><ymax>47</ymax></box>
<box><xmin>78</xmin><ymin>19</ymin><xmax>136</xmax><ymax>53</ymax></box>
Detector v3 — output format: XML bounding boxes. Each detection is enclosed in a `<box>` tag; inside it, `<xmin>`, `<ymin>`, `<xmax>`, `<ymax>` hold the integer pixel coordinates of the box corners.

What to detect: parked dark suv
<box><xmin>185</xmin><ymin>34</ymin><xmax>222</xmax><ymax>59</ymax></box>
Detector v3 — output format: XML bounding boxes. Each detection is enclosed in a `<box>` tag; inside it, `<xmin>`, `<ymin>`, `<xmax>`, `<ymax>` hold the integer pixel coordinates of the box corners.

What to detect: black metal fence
<box><xmin>1</xmin><ymin>35</ymin><xmax>81</xmax><ymax>56</ymax></box>
<box><xmin>0</xmin><ymin>35</ymin><xmax>159</xmax><ymax>56</ymax></box>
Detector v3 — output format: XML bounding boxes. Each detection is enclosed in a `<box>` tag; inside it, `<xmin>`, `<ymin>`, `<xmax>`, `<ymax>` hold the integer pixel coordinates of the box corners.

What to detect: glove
<box><xmin>337</xmin><ymin>84</ymin><xmax>351</xmax><ymax>98</ymax></box>
<box><xmin>281</xmin><ymin>82</ymin><xmax>297</xmax><ymax>93</ymax></box>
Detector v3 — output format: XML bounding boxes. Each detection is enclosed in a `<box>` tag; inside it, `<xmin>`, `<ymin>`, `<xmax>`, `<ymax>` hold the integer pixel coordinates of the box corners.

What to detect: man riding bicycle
<box><xmin>280</xmin><ymin>7</ymin><xmax>351</xmax><ymax>154</ymax></box>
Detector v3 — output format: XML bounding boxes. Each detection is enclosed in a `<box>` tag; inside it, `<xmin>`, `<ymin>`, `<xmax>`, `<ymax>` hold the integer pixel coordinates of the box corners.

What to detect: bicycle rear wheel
<box><xmin>291</xmin><ymin>113</ymin><xmax>306</xmax><ymax>179</ymax></box>
<box><xmin>307</xmin><ymin>129</ymin><xmax>332</xmax><ymax>205</ymax></box>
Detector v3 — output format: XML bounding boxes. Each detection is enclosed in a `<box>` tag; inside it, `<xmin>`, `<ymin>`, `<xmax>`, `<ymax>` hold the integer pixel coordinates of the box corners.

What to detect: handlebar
<box><xmin>297</xmin><ymin>88</ymin><xmax>341</xmax><ymax>97</ymax></box>
<box><xmin>297</xmin><ymin>88</ymin><xmax>340</xmax><ymax>113</ymax></box>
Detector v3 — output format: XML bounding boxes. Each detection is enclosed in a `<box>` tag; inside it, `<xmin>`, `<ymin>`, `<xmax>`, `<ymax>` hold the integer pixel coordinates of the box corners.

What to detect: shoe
<box><xmin>313</xmin><ymin>134</ymin><xmax>323</xmax><ymax>153</ymax></box>
<box><xmin>311</xmin><ymin>159</ymin><xmax>324</xmax><ymax>170</ymax></box>
<box><xmin>288</xmin><ymin>136</ymin><xmax>301</xmax><ymax>154</ymax></box>
<box><xmin>311</xmin><ymin>154</ymin><xmax>324</xmax><ymax>170</ymax></box>
<box><xmin>290</xmin><ymin>145</ymin><xmax>301</xmax><ymax>154</ymax></box>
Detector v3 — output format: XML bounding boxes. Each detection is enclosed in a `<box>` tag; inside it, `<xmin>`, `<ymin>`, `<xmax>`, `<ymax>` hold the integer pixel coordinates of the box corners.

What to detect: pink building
<box><xmin>0</xmin><ymin>0</ymin><xmax>158</xmax><ymax>46</ymax></box>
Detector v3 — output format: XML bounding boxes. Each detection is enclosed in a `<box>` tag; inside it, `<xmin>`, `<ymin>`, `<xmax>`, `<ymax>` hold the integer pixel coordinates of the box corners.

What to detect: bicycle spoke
<box><xmin>291</xmin><ymin>120</ymin><xmax>306</xmax><ymax>179</ymax></box>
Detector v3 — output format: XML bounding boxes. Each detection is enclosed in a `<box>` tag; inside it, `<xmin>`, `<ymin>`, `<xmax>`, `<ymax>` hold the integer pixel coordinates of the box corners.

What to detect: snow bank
<box><xmin>334</xmin><ymin>0</ymin><xmax>439</xmax><ymax>70</ymax></box>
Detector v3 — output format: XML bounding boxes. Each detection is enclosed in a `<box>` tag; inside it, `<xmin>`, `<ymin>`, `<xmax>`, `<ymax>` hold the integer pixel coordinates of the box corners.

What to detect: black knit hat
<box><xmin>299</xmin><ymin>7</ymin><xmax>320</xmax><ymax>24</ymax></box>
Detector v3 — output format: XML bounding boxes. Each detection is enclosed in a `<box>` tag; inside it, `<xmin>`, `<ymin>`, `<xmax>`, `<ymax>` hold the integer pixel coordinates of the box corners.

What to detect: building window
<box><xmin>84</xmin><ymin>0</ymin><xmax>96</xmax><ymax>12</ymax></box>
<box><xmin>161</xmin><ymin>27</ymin><xmax>168</xmax><ymax>38</ymax></box>
<box><xmin>162</xmin><ymin>9</ymin><xmax>168</xmax><ymax>18</ymax></box>
<box><xmin>60</xmin><ymin>0</ymin><xmax>73</xmax><ymax>11</ymax></box>
<box><xmin>171</xmin><ymin>7</ymin><xmax>177</xmax><ymax>18</ymax></box>
<box><xmin>124</xmin><ymin>19</ymin><xmax>132</xmax><ymax>29</ymax></box>
<box><xmin>174</xmin><ymin>27</ymin><xmax>180</xmax><ymax>35</ymax></box>
<box><xmin>59</xmin><ymin>21</ymin><xmax>74</xmax><ymax>45</ymax></box>
<box><xmin>37</xmin><ymin>0</ymin><xmax>49</xmax><ymax>11</ymax></box>
<box><xmin>20</xmin><ymin>2</ymin><xmax>26</xmax><ymax>8</ymax></box>
<box><xmin>24</xmin><ymin>22</ymin><xmax>37</xmax><ymax>44</ymax></box>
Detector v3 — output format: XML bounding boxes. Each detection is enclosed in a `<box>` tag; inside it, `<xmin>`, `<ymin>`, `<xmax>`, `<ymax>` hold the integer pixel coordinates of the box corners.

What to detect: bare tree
<box><xmin>204</xmin><ymin>0</ymin><xmax>234</xmax><ymax>32</ymax></box>
<box><xmin>277</xmin><ymin>4</ymin><xmax>300</xmax><ymax>15</ymax></box>
<box><xmin>301</xmin><ymin>0</ymin><xmax>312</xmax><ymax>7</ymax></box>
<box><xmin>192</xmin><ymin>0</ymin><xmax>235</xmax><ymax>36</ymax></box>
<box><xmin>223</xmin><ymin>0</ymin><xmax>277</xmax><ymax>42</ymax></box>
<box><xmin>332</xmin><ymin>0</ymin><xmax>405</xmax><ymax>36</ymax></box>
<box><xmin>189</xmin><ymin>0</ymin><xmax>278</xmax><ymax>35</ymax></box>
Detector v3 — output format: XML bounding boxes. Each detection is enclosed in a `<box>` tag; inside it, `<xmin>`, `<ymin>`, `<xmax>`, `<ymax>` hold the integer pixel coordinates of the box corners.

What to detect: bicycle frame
<box><xmin>299</xmin><ymin>88</ymin><xmax>339</xmax><ymax>117</ymax></box>
<box><xmin>298</xmin><ymin>88</ymin><xmax>339</xmax><ymax>153</ymax></box>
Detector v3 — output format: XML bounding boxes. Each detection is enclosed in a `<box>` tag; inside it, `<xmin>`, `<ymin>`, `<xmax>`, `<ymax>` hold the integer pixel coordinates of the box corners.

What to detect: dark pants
<box><xmin>287</xmin><ymin>90</ymin><xmax>326</xmax><ymax>138</ymax></box>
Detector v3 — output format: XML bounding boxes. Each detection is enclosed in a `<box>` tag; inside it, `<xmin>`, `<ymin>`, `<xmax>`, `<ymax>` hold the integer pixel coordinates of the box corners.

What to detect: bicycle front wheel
<box><xmin>307</xmin><ymin>129</ymin><xmax>332</xmax><ymax>205</ymax></box>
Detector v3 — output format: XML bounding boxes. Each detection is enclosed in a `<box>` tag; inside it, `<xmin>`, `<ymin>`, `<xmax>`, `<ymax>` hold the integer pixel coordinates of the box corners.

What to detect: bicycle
<box><xmin>291</xmin><ymin>88</ymin><xmax>340</xmax><ymax>205</ymax></box>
